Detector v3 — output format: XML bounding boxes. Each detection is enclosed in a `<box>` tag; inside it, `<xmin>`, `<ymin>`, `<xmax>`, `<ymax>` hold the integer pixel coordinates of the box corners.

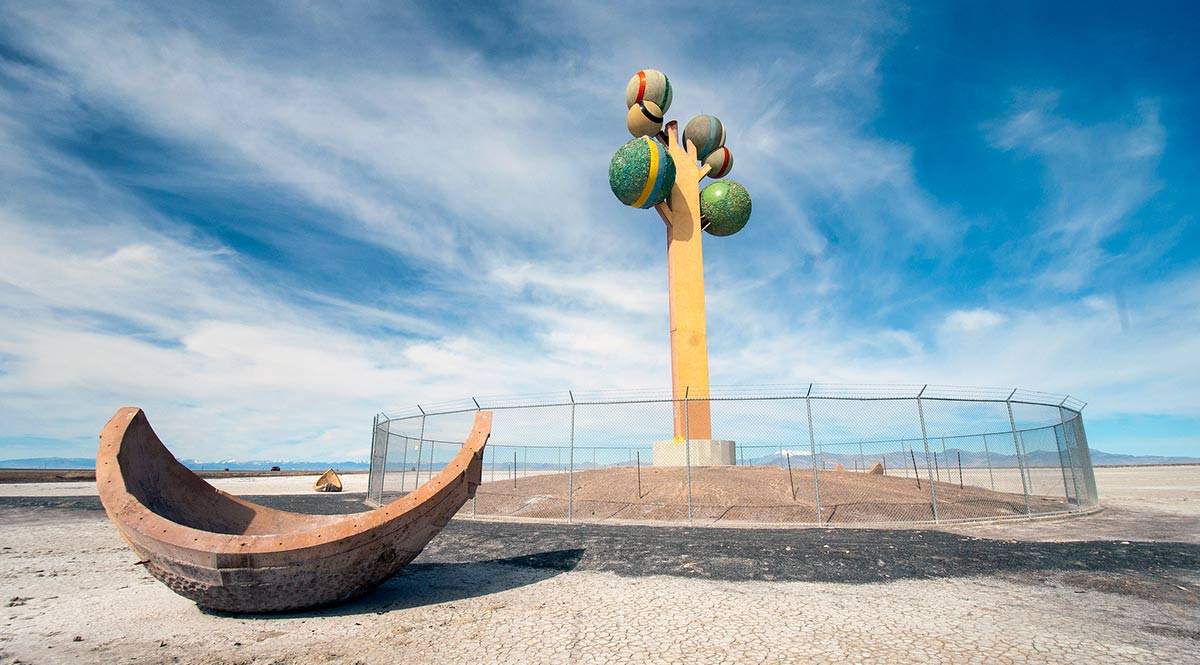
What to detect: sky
<box><xmin>0</xmin><ymin>1</ymin><xmax>1197</xmax><ymax>461</ymax></box>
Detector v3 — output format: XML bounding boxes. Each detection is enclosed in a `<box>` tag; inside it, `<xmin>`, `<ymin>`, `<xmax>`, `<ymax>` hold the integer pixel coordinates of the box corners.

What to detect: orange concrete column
<box><xmin>656</xmin><ymin>123</ymin><xmax>712</xmax><ymax>440</ymax></box>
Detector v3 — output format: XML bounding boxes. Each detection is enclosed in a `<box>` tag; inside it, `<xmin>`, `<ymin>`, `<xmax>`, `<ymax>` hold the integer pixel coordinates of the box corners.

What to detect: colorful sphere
<box><xmin>703</xmin><ymin>146</ymin><xmax>733</xmax><ymax>178</ymax></box>
<box><xmin>609</xmin><ymin>137</ymin><xmax>677</xmax><ymax>209</ymax></box>
<box><xmin>700</xmin><ymin>180</ymin><xmax>751</xmax><ymax>236</ymax></box>
<box><xmin>626</xmin><ymin>100</ymin><xmax>664</xmax><ymax>137</ymax></box>
<box><xmin>684</xmin><ymin>114</ymin><xmax>725</xmax><ymax>160</ymax></box>
<box><xmin>625</xmin><ymin>69</ymin><xmax>673</xmax><ymax>114</ymax></box>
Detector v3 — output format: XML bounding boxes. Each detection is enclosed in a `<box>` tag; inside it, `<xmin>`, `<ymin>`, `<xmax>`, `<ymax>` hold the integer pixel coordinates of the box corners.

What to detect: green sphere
<box><xmin>609</xmin><ymin>137</ymin><xmax>676</xmax><ymax>209</ymax></box>
<box><xmin>700</xmin><ymin>180</ymin><xmax>751</xmax><ymax>236</ymax></box>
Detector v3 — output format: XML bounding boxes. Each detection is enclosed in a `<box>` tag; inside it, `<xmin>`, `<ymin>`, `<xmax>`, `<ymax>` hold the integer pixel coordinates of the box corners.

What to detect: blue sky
<box><xmin>0</xmin><ymin>1</ymin><xmax>1197</xmax><ymax>460</ymax></box>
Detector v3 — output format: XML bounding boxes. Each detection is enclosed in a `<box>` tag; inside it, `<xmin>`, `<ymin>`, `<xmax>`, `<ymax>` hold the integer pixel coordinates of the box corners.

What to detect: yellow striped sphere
<box><xmin>609</xmin><ymin>137</ymin><xmax>676</xmax><ymax>209</ymax></box>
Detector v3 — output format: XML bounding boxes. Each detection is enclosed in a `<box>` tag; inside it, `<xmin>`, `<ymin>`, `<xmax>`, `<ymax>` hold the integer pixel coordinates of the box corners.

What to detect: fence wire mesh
<box><xmin>366</xmin><ymin>385</ymin><xmax>1098</xmax><ymax>526</ymax></box>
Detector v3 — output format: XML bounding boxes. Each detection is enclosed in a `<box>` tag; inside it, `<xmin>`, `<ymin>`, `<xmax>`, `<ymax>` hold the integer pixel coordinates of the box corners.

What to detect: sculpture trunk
<box><xmin>660</xmin><ymin>125</ymin><xmax>713</xmax><ymax>441</ymax></box>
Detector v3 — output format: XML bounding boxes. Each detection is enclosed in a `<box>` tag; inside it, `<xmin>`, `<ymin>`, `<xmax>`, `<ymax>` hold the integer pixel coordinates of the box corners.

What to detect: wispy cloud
<box><xmin>988</xmin><ymin>91</ymin><xmax>1167</xmax><ymax>291</ymax></box>
<box><xmin>0</xmin><ymin>1</ymin><xmax>1195</xmax><ymax>460</ymax></box>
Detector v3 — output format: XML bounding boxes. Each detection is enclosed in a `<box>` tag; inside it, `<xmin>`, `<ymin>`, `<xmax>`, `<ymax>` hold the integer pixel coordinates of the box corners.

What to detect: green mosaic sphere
<box><xmin>608</xmin><ymin>137</ymin><xmax>676</xmax><ymax>209</ymax></box>
<box><xmin>700</xmin><ymin>180</ymin><xmax>751</xmax><ymax>236</ymax></box>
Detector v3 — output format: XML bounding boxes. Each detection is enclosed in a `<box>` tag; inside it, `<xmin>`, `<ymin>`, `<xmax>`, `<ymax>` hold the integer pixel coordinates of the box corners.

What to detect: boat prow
<box><xmin>96</xmin><ymin>407</ymin><xmax>490</xmax><ymax>613</ymax></box>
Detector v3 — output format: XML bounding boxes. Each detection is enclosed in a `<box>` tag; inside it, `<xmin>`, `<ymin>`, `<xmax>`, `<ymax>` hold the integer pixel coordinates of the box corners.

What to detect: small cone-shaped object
<box><xmin>868</xmin><ymin>463</ymin><xmax>885</xmax><ymax>475</ymax></box>
<box><xmin>703</xmin><ymin>146</ymin><xmax>732</xmax><ymax>178</ymax></box>
<box><xmin>314</xmin><ymin>468</ymin><xmax>343</xmax><ymax>492</ymax></box>
<box><xmin>835</xmin><ymin>463</ymin><xmax>846</xmax><ymax>472</ymax></box>
<box><xmin>627</xmin><ymin>100</ymin><xmax>663</xmax><ymax>137</ymax></box>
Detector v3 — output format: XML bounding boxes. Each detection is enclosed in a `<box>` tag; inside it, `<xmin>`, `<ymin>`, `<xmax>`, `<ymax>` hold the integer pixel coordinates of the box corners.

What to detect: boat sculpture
<box><xmin>314</xmin><ymin>468</ymin><xmax>343</xmax><ymax>492</ymax></box>
<box><xmin>96</xmin><ymin>406</ymin><xmax>490</xmax><ymax>613</ymax></box>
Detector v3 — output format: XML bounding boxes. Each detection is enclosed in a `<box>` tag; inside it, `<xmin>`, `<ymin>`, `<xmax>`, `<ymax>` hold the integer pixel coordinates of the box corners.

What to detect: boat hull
<box><xmin>96</xmin><ymin>407</ymin><xmax>490</xmax><ymax>613</ymax></box>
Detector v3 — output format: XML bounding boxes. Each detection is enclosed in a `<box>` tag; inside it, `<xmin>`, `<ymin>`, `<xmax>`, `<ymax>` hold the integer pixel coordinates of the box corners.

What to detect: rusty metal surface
<box><xmin>96</xmin><ymin>407</ymin><xmax>490</xmax><ymax>612</ymax></box>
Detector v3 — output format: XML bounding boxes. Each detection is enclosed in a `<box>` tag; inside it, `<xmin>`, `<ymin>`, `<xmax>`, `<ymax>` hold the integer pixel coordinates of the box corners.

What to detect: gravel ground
<box><xmin>469</xmin><ymin>465</ymin><xmax>1070</xmax><ymax>523</ymax></box>
<box><xmin>1</xmin><ymin>466</ymin><xmax>1197</xmax><ymax>664</ymax></box>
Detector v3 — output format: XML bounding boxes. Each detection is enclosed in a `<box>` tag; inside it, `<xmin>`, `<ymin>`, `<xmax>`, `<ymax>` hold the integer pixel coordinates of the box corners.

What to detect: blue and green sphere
<box><xmin>700</xmin><ymin>180</ymin><xmax>751</xmax><ymax>236</ymax></box>
<box><xmin>684</xmin><ymin>114</ymin><xmax>725</xmax><ymax>160</ymax></box>
<box><xmin>609</xmin><ymin>137</ymin><xmax>676</xmax><ymax>209</ymax></box>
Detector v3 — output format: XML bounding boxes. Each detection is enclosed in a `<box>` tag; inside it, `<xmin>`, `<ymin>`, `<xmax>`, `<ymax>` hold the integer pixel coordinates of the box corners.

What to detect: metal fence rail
<box><xmin>366</xmin><ymin>385</ymin><xmax>1098</xmax><ymax>526</ymax></box>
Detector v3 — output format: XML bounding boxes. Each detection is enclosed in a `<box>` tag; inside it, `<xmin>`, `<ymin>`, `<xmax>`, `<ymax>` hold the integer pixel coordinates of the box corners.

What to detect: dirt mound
<box><xmin>472</xmin><ymin>466</ymin><xmax>1068</xmax><ymax>524</ymax></box>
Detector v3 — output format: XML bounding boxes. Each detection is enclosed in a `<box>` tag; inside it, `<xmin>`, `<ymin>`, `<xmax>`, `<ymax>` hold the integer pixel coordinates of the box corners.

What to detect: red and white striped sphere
<box><xmin>625</xmin><ymin>69</ymin><xmax>673</xmax><ymax>114</ymax></box>
<box><xmin>704</xmin><ymin>146</ymin><xmax>733</xmax><ymax>178</ymax></box>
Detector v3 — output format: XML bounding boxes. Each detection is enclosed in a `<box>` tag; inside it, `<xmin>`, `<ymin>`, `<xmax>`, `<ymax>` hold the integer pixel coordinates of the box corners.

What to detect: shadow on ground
<box><xmin>425</xmin><ymin>521</ymin><xmax>1199</xmax><ymax>585</ymax></box>
<box><xmin>416</xmin><ymin>521</ymin><xmax>1200</xmax><ymax>606</ymax></box>
<box><xmin>203</xmin><ymin>548</ymin><xmax>585</xmax><ymax>618</ymax></box>
<box><xmin>5</xmin><ymin>495</ymin><xmax>1196</xmax><ymax>606</ymax></box>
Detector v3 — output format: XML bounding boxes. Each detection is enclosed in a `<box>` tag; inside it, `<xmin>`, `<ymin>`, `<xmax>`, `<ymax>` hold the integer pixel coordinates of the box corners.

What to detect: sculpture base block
<box><xmin>652</xmin><ymin>439</ymin><xmax>736</xmax><ymax>466</ymax></box>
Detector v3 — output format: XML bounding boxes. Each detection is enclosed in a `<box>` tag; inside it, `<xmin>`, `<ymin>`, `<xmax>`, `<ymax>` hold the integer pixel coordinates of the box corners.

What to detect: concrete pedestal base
<box><xmin>652</xmin><ymin>439</ymin><xmax>736</xmax><ymax>467</ymax></box>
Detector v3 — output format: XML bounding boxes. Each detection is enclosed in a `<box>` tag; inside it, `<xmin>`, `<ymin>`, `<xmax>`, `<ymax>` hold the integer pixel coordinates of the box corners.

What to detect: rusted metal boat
<box><xmin>313</xmin><ymin>468</ymin><xmax>343</xmax><ymax>492</ymax></box>
<box><xmin>96</xmin><ymin>407</ymin><xmax>490</xmax><ymax>613</ymax></box>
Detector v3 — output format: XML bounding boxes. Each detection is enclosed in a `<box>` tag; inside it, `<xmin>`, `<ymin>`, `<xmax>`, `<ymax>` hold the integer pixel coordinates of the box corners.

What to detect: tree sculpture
<box><xmin>608</xmin><ymin>69</ymin><xmax>752</xmax><ymax>464</ymax></box>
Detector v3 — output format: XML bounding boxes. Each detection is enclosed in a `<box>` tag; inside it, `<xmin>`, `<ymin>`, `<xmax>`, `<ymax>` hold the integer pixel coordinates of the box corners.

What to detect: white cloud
<box><xmin>941</xmin><ymin>308</ymin><xmax>1006</xmax><ymax>334</ymax></box>
<box><xmin>0</xmin><ymin>1</ymin><xmax>1195</xmax><ymax>463</ymax></box>
<box><xmin>989</xmin><ymin>92</ymin><xmax>1168</xmax><ymax>291</ymax></box>
<box><xmin>715</xmin><ymin>270</ymin><xmax>1200</xmax><ymax>420</ymax></box>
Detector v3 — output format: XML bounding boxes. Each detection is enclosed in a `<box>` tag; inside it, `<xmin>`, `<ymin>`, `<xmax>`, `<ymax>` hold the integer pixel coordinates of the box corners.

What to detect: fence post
<box><xmin>427</xmin><ymin>441</ymin><xmax>436</xmax><ymax>486</ymax></box>
<box><xmin>1057</xmin><ymin>404</ymin><xmax>1082</xmax><ymax>507</ymax></box>
<box><xmin>916</xmin><ymin>386</ymin><xmax>940</xmax><ymax>523</ymax></box>
<box><xmin>513</xmin><ymin>450</ymin><xmax>517</xmax><ymax>488</ymax></box>
<box><xmin>684</xmin><ymin>387</ymin><xmax>693</xmax><ymax>526</ymax></box>
<box><xmin>1071</xmin><ymin>410</ymin><xmax>1099</xmax><ymax>506</ymax></box>
<box><xmin>907</xmin><ymin>441</ymin><xmax>914</xmax><ymax>480</ymax></box>
<box><xmin>367</xmin><ymin>414</ymin><xmax>384</xmax><ymax>506</ymax></box>
<box><xmin>806</xmin><ymin>384</ymin><xmax>821</xmax><ymax>524</ymax></box>
<box><xmin>471</xmin><ymin>398</ymin><xmax>482</xmax><ymax>511</ymax></box>
<box><xmin>957</xmin><ymin>451</ymin><xmax>963</xmax><ymax>488</ymax></box>
<box><xmin>786</xmin><ymin>451</ymin><xmax>797</xmax><ymax>500</ymax></box>
<box><xmin>636</xmin><ymin>451</ymin><xmax>642</xmax><ymax>499</ymax></box>
<box><xmin>369</xmin><ymin>414</ymin><xmax>379</xmax><ymax>502</ymax></box>
<box><xmin>568</xmin><ymin>391</ymin><xmax>576</xmax><ymax>524</ymax></box>
<box><xmin>1006</xmin><ymin>392</ymin><xmax>1032</xmax><ymax>515</ymax></box>
<box><xmin>398</xmin><ymin>433</ymin><xmax>410</xmax><ymax>496</ymax></box>
<box><xmin>981</xmin><ymin>432</ymin><xmax>995</xmax><ymax>490</ymax></box>
<box><xmin>415</xmin><ymin>407</ymin><xmax>426</xmax><ymax>489</ymax></box>
<box><xmin>1052</xmin><ymin>422</ymin><xmax>1072</xmax><ymax>505</ymax></box>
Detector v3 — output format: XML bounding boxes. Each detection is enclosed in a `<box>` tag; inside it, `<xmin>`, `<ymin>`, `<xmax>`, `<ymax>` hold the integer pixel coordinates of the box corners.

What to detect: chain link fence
<box><xmin>366</xmin><ymin>385</ymin><xmax>1098</xmax><ymax>526</ymax></box>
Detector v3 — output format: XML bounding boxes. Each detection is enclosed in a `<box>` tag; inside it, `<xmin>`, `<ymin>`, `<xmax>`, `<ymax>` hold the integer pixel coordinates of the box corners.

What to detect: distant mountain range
<box><xmin>0</xmin><ymin>457</ymin><xmax>370</xmax><ymax>471</ymax></box>
<box><xmin>746</xmin><ymin>448</ymin><xmax>1200</xmax><ymax>470</ymax></box>
<box><xmin>1</xmin><ymin>449</ymin><xmax>1197</xmax><ymax>470</ymax></box>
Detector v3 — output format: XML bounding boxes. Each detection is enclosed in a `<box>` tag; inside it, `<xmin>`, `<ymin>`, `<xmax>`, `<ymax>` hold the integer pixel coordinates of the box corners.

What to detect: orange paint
<box><xmin>657</xmin><ymin>124</ymin><xmax>713</xmax><ymax>440</ymax></box>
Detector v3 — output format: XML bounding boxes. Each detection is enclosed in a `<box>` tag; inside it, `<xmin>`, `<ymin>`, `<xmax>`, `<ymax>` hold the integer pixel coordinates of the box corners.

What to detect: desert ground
<box><xmin>469</xmin><ymin>465</ymin><xmax>1072</xmax><ymax>523</ymax></box>
<box><xmin>1</xmin><ymin>465</ymin><xmax>1197</xmax><ymax>664</ymax></box>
